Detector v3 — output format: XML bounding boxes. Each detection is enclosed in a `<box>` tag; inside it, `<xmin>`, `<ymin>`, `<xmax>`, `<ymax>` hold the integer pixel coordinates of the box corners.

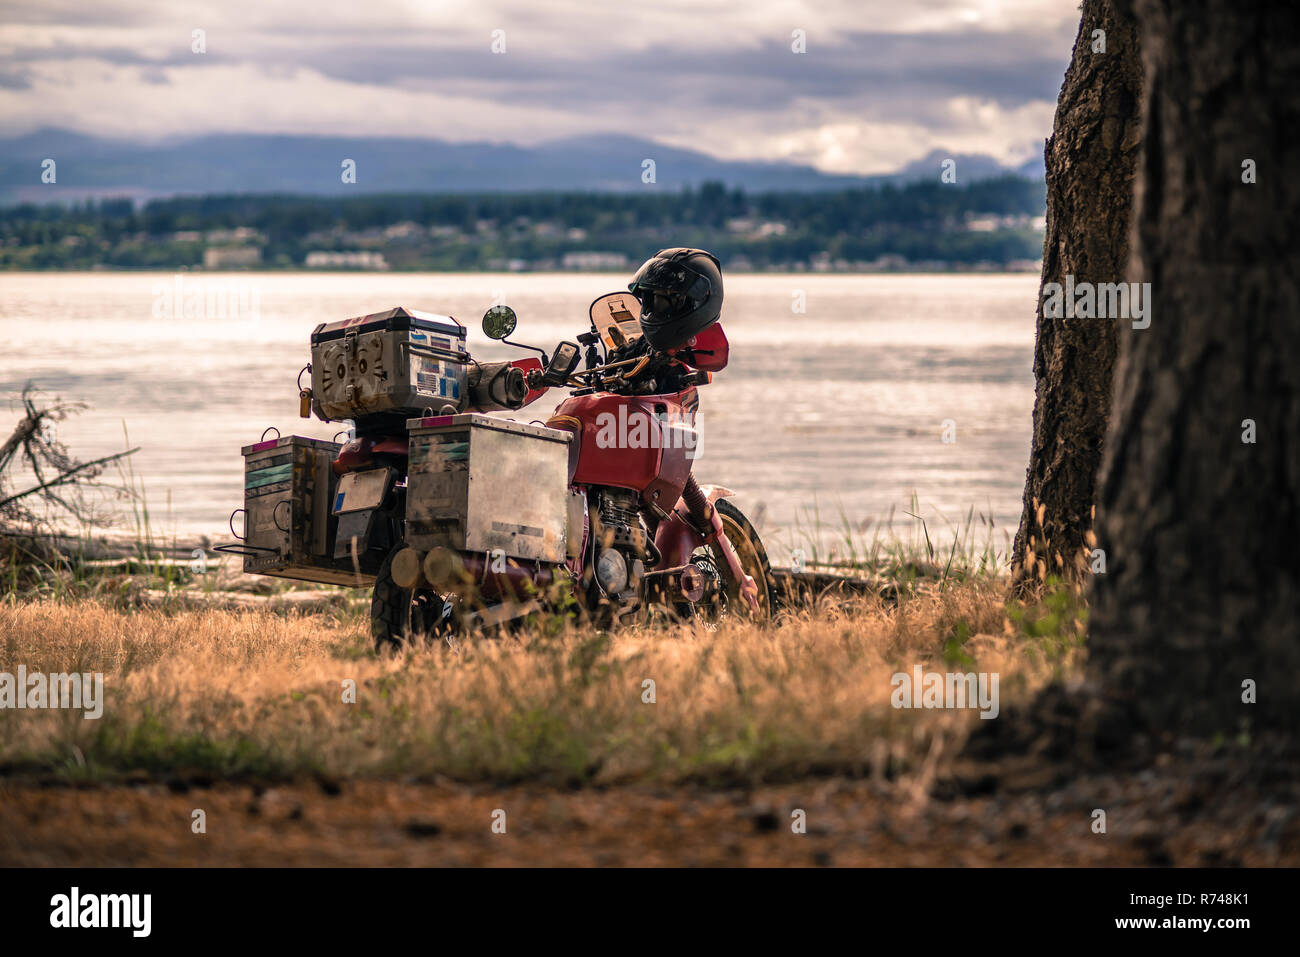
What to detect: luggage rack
<box><xmin>213</xmin><ymin>507</ymin><xmax>280</xmax><ymax>559</ymax></box>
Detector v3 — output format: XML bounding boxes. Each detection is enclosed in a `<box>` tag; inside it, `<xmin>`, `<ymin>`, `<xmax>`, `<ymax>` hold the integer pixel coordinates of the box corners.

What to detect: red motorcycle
<box><xmin>328</xmin><ymin>288</ymin><xmax>774</xmax><ymax>647</ymax></box>
<box><xmin>225</xmin><ymin>251</ymin><xmax>775</xmax><ymax>646</ymax></box>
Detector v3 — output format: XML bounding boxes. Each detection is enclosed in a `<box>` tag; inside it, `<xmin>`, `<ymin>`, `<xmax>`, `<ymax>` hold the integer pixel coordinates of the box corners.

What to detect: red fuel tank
<box><xmin>548</xmin><ymin>391</ymin><xmax>698</xmax><ymax>510</ymax></box>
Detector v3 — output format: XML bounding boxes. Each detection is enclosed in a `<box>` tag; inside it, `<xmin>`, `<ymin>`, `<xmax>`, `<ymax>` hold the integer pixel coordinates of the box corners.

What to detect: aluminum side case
<box><xmin>406</xmin><ymin>413</ymin><xmax>571</xmax><ymax>564</ymax></box>
<box><xmin>310</xmin><ymin>306</ymin><xmax>468</xmax><ymax>420</ymax></box>
<box><xmin>239</xmin><ymin>435</ymin><xmax>376</xmax><ymax>586</ymax></box>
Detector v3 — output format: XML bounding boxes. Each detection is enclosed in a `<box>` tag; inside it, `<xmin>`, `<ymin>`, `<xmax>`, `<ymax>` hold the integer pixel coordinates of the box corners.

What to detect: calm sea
<box><xmin>0</xmin><ymin>272</ymin><xmax>1037</xmax><ymax>563</ymax></box>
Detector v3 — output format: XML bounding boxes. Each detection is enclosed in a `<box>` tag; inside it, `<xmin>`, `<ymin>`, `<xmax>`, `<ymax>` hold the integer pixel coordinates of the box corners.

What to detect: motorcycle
<box><xmin>228</xmin><ymin>292</ymin><xmax>776</xmax><ymax>648</ymax></box>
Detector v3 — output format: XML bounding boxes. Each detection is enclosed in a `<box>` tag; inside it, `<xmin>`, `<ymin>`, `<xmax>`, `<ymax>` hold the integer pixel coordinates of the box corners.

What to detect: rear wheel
<box><xmin>370</xmin><ymin>545</ymin><xmax>450</xmax><ymax>651</ymax></box>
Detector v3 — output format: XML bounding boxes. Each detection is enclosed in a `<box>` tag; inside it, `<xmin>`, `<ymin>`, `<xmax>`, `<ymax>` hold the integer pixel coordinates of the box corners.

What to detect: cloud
<box><xmin>0</xmin><ymin>69</ymin><xmax>33</xmax><ymax>90</ymax></box>
<box><xmin>0</xmin><ymin>0</ymin><xmax>1080</xmax><ymax>174</ymax></box>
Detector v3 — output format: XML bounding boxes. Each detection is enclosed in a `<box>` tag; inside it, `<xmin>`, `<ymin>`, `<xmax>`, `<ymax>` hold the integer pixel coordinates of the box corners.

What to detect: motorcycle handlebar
<box><xmin>464</xmin><ymin>341</ymin><xmax>692</xmax><ymax>406</ymax></box>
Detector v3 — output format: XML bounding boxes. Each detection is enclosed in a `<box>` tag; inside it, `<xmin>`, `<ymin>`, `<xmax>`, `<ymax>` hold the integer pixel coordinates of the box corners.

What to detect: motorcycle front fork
<box><xmin>672</xmin><ymin>477</ymin><xmax>760</xmax><ymax>613</ymax></box>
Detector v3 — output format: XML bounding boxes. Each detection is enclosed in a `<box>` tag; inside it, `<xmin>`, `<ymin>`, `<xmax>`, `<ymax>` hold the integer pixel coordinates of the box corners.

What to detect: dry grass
<box><xmin>0</xmin><ymin>582</ymin><xmax>1084</xmax><ymax>787</ymax></box>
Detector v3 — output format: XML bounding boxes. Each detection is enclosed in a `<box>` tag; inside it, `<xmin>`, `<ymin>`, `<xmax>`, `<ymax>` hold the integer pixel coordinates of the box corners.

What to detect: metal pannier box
<box><xmin>310</xmin><ymin>307</ymin><xmax>468</xmax><ymax>421</ymax></box>
<box><xmin>405</xmin><ymin>413</ymin><xmax>571</xmax><ymax>565</ymax></box>
<box><xmin>235</xmin><ymin>435</ymin><xmax>376</xmax><ymax>586</ymax></box>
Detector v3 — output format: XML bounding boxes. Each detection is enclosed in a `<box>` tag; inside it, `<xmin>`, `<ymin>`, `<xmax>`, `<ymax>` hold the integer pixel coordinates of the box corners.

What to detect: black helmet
<box><xmin>628</xmin><ymin>248</ymin><xmax>723</xmax><ymax>351</ymax></box>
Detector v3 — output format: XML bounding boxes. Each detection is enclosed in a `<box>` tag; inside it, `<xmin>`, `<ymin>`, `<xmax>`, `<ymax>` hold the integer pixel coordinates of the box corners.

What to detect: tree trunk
<box><xmin>1089</xmin><ymin>0</ymin><xmax>1300</xmax><ymax>735</ymax></box>
<box><xmin>1012</xmin><ymin>0</ymin><xmax>1142</xmax><ymax>593</ymax></box>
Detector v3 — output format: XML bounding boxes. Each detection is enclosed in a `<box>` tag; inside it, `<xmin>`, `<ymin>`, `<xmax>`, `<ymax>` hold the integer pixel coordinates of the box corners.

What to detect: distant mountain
<box><xmin>890</xmin><ymin>148</ymin><xmax>1036</xmax><ymax>185</ymax></box>
<box><xmin>0</xmin><ymin>128</ymin><xmax>1041</xmax><ymax>203</ymax></box>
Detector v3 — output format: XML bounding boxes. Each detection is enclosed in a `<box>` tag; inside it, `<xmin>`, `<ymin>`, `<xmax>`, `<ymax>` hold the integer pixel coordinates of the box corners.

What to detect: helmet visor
<box><xmin>628</xmin><ymin>257</ymin><xmax>713</xmax><ymax>312</ymax></box>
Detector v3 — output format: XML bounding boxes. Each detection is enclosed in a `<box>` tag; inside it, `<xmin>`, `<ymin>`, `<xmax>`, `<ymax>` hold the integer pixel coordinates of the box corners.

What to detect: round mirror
<box><xmin>482</xmin><ymin>304</ymin><xmax>517</xmax><ymax>340</ymax></box>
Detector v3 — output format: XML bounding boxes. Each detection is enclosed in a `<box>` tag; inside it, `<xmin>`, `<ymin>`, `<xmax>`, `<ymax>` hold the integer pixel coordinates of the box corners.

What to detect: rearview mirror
<box><xmin>482</xmin><ymin>304</ymin><xmax>518</xmax><ymax>340</ymax></box>
<box><xmin>542</xmin><ymin>340</ymin><xmax>582</xmax><ymax>386</ymax></box>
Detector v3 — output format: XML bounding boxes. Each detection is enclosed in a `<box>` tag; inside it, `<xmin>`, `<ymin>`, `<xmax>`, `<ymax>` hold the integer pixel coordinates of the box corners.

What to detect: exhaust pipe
<box><xmin>464</xmin><ymin>361</ymin><xmax>528</xmax><ymax>411</ymax></box>
<box><xmin>420</xmin><ymin>546</ymin><xmax>563</xmax><ymax>601</ymax></box>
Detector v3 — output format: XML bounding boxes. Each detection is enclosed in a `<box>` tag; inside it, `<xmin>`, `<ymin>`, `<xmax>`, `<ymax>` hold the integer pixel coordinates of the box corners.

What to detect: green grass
<box><xmin>785</xmin><ymin>490</ymin><xmax>1007</xmax><ymax>590</ymax></box>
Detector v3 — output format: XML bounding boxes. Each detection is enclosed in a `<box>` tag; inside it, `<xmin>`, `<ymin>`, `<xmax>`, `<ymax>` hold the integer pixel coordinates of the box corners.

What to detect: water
<box><xmin>0</xmin><ymin>272</ymin><xmax>1037</xmax><ymax>562</ymax></box>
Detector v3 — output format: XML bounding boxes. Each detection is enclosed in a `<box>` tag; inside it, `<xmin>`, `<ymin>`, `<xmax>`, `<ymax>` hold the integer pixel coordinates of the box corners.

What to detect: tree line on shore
<box><xmin>0</xmin><ymin>176</ymin><xmax>1044</xmax><ymax>271</ymax></box>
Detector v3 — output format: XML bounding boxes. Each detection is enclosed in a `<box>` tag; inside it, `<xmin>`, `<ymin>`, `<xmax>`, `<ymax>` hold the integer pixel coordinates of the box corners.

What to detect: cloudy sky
<box><xmin>1</xmin><ymin>0</ymin><xmax>1081</xmax><ymax>175</ymax></box>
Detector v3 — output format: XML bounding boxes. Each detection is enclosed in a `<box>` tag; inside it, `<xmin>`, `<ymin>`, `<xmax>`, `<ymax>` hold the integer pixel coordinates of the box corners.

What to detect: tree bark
<box><xmin>1089</xmin><ymin>0</ymin><xmax>1300</xmax><ymax>734</ymax></box>
<box><xmin>1012</xmin><ymin>0</ymin><xmax>1142</xmax><ymax>593</ymax></box>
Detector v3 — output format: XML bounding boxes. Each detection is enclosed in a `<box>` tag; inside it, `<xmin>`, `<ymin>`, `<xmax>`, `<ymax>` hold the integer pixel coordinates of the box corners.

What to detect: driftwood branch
<box><xmin>0</xmin><ymin>447</ymin><xmax>140</xmax><ymax>511</ymax></box>
<box><xmin>0</xmin><ymin>400</ymin><xmax>42</xmax><ymax>474</ymax></box>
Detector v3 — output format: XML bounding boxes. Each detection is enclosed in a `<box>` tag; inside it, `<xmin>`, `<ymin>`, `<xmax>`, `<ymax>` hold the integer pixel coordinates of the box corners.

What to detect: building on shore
<box><xmin>303</xmin><ymin>250</ymin><xmax>390</xmax><ymax>270</ymax></box>
<box><xmin>203</xmin><ymin>246</ymin><xmax>261</xmax><ymax>269</ymax></box>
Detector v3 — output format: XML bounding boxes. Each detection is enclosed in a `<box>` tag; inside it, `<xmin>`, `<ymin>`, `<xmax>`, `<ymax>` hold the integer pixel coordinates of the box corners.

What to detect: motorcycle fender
<box><xmin>653</xmin><ymin>510</ymin><xmax>701</xmax><ymax>568</ymax></box>
<box><xmin>653</xmin><ymin>486</ymin><xmax>736</xmax><ymax>567</ymax></box>
<box><xmin>693</xmin><ymin>484</ymin><xmax>735</xmax><ymax>505</ymax></box>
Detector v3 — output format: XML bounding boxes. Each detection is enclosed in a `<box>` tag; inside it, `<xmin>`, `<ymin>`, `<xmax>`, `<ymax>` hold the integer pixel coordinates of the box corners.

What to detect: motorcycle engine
<box><xmin>592</xmin><ymin>488</ymin><xmax>649</xmax><ymax>596</ymax></box>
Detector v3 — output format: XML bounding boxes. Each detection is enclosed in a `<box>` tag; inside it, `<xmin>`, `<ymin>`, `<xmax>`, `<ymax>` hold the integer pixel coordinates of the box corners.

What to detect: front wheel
<box><xmin>694</xmin><ymin>498</ymin><xmax>777</xmax><ymax>622</ymax></box>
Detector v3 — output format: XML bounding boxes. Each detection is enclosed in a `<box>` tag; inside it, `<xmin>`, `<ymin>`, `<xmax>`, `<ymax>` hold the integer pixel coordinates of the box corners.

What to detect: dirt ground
<box><xmin>4</xmin><ymin>769</ymin><xmax>1296</xmax><ymax>867</ymax></box>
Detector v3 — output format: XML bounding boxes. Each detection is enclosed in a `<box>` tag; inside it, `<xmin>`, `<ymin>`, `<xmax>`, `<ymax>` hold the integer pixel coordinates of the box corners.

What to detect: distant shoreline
<box><xmin>0</xmin><ymin>179</ymin><xmax>1047</xmax><ymax>272</ymax></box>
